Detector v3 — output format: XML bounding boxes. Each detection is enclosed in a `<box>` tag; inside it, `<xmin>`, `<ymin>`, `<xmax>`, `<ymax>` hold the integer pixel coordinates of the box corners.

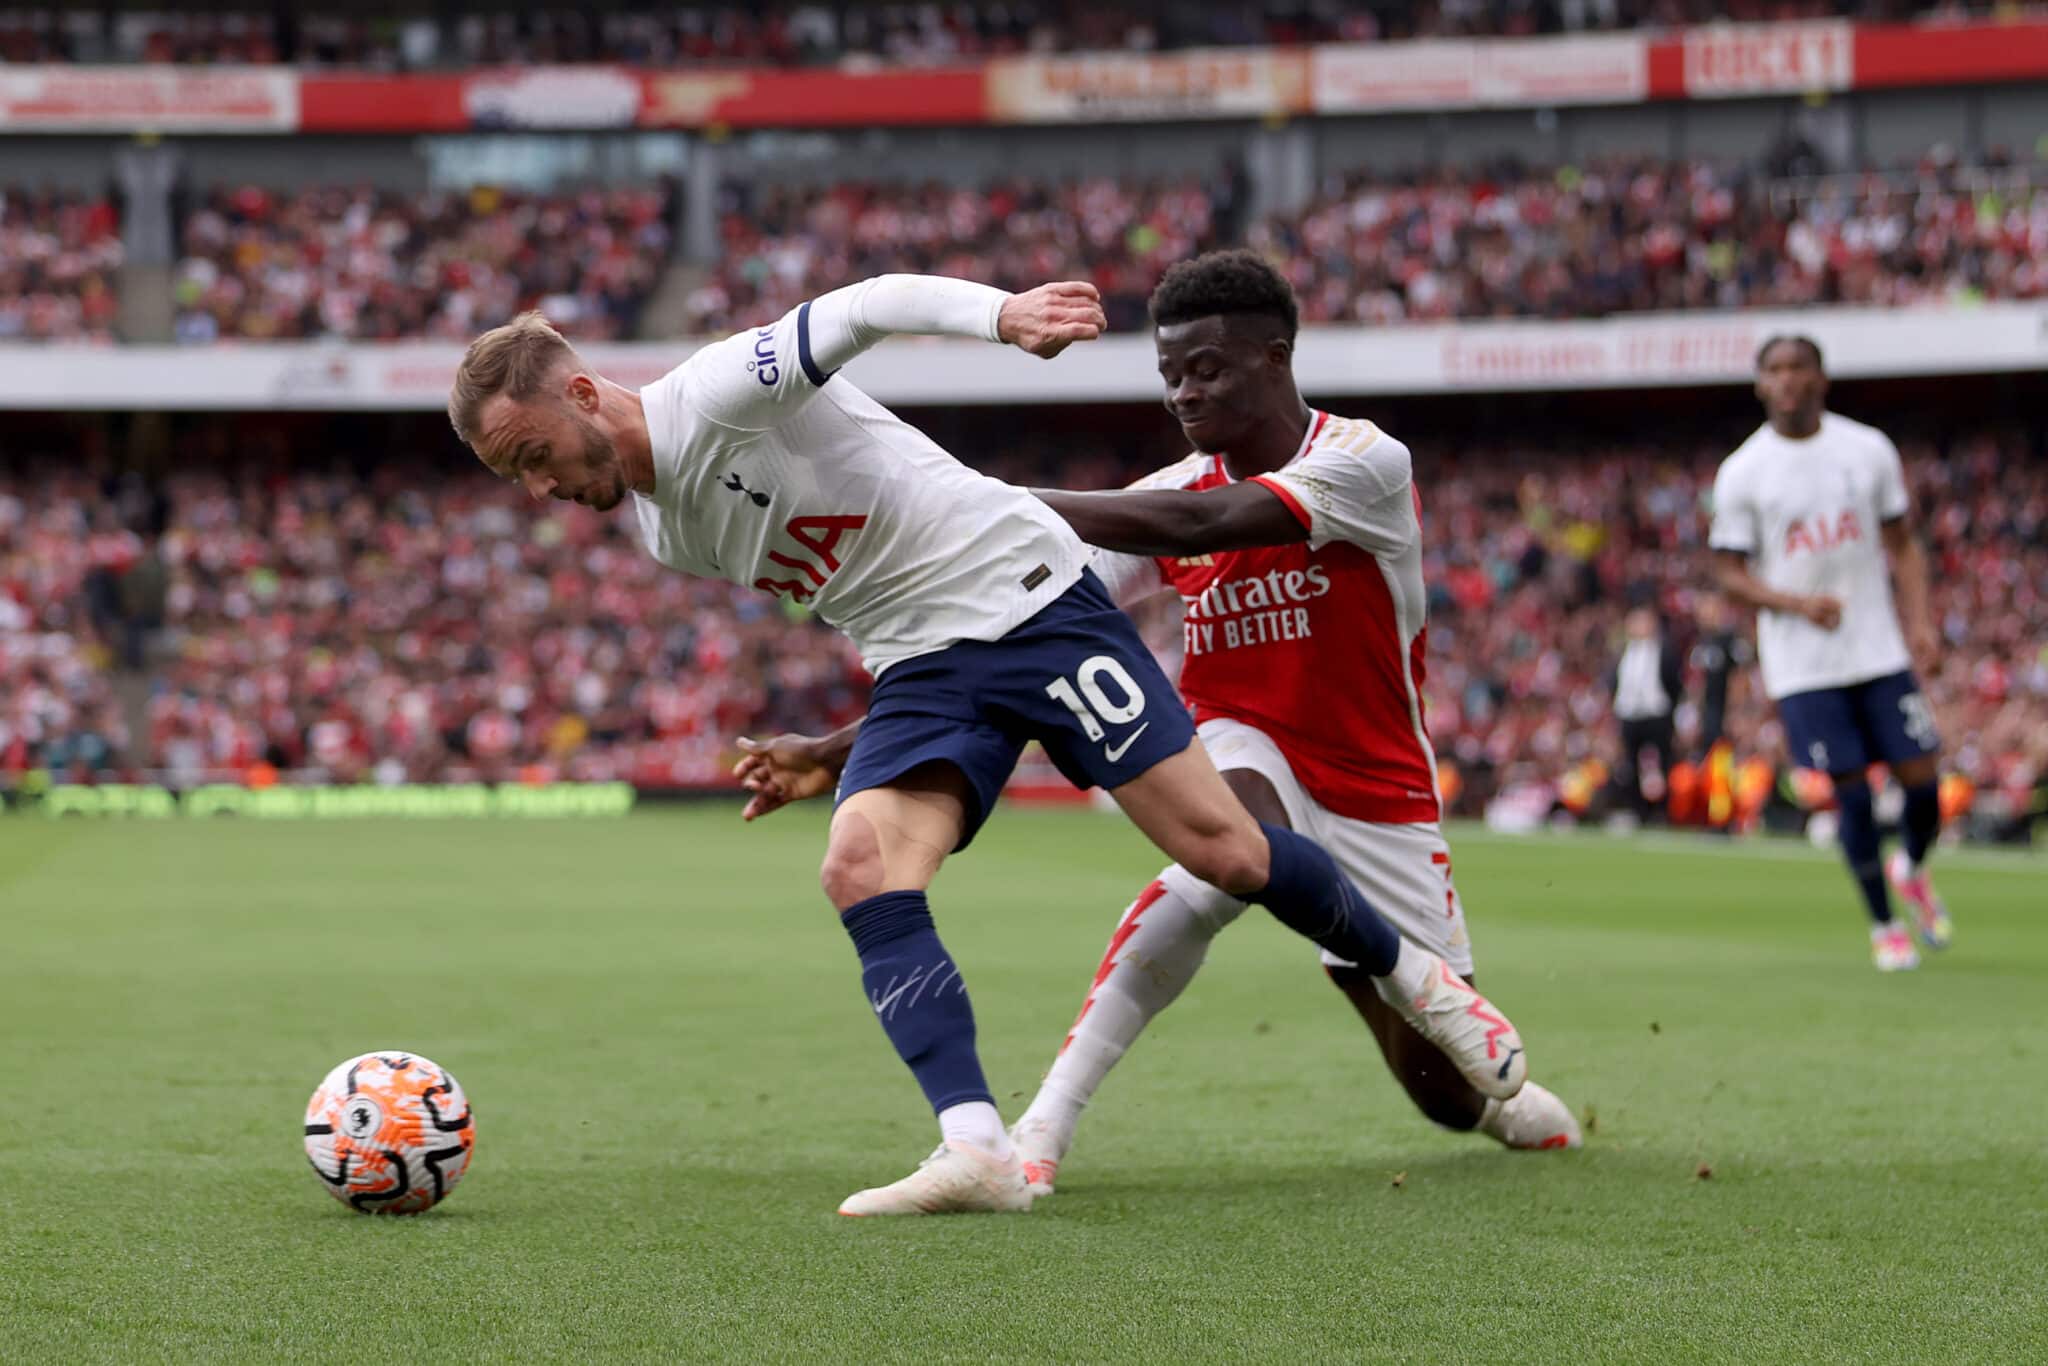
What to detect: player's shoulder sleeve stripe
<box><xmin>795</xmin><ymin>300</ymin><xmax>834</xmax><ymax>388</ymax></box>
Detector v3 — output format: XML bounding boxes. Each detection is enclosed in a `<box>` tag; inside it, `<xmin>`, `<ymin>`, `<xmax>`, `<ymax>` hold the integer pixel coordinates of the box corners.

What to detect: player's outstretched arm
<box><xmin>1712</xmin><ymin>549</ymin><xmax>1841</xmax><ymax>629</ymax></box>
<box><xmin>1032</xmin><ymin>482</ymin><xmax>1307</xmax><ymax>558</ymax></box>
<box><xmin>732</xmin><ymin>721</ymin><xmax>860</xmax><ymax>822</ymax></box>
<box><xmin>691</xmin><ymin>276</ymin><xmax>1103</xmax><ymax>432</ymax></box>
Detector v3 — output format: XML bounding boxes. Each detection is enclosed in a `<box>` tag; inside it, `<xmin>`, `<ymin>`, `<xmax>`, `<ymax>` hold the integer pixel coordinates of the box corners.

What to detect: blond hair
<box><xmin>447</xmin><ymin>311</ymin><xmax>579</xmax><ymax>448</ymax></box>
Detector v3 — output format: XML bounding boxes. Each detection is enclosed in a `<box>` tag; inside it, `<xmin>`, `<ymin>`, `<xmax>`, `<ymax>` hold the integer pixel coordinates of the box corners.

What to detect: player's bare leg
<box><xmin>825</xmin><ymin>763</ymin><xmax>1031</xmax><ymax>1216</ymax></box>
<box><xmin>1884</xmin><ymin>754</ymin><xmax>1953</xmax><ymax>951</ymax></box>
<box><xmin>1325</xmin><ymin>968</ymin><xmax>1580</xmax><ymax>1151</ymax></box>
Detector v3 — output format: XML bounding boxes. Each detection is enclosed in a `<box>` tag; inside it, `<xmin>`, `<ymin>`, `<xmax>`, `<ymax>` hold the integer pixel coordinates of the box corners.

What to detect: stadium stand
<box><xmin>11</xmin><ymin>150</ymin><xmax>2037</xmax><ymax>344</ymax></box>
<box><xmin>685</xmin><ymin>151</ymin><xmax>2045</xmax><ymax>335</ymax></box>
<box><xmin>0</xmin><ymin>188</ymin><xmax>125</xmax><ymax>344</ymax></box>
<box><xmin>1</xmin><ymin>2</ymin><xmax>2034</xmax><ymax>67</ymax></box>
<box><xmin>171</xmin><ymin>182</ymin><xmax>677</xmax><ymax>344</ymax></box>
<box><xmin>5</xmin><ymin>427</ymin><xmax>2041</xmax><ymax>836</ymax></box>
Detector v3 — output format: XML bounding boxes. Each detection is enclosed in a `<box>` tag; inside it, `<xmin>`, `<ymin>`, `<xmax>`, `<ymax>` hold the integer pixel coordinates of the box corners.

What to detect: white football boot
<box><xmin>1009</xmin><ymin>1119</ymin><xmax>1068</xmax><ymax>1199</ymax></box>
<box><xmin>1871</xmin><ymin>922</ymin><xmax>1920</xmax><ymax>973</ymax></box>
<box><xmin>1375</xmin><ymin>945</ymin><xmax>1528</xmax><ymax>1100</ymax></box>
<box><xmin>1887</xmin><ymin>852</ymin><xmax>1954</xmax><ymax>951</ymax></box>
<box><xmin>1479</xmin><ymin>1081</ymin><xmax>1582</xmax><ymax>1150</ymax></box>
<box><xmin>837</xmin><ymin>1140</ymin><xmax>1033</xmax><ymax>1217</ymax></box>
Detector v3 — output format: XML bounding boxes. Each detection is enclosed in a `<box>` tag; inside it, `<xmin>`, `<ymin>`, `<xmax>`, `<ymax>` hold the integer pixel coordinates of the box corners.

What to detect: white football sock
<box><xmin>938</xmin><ymin>1101</ymin><xmax>1012</xmax><ymax>1159</ymax></box>
<box><xmin>1017</xmin><ymin>866</ymin><xmax>1246</xmax><ymax>1147</ymax></box>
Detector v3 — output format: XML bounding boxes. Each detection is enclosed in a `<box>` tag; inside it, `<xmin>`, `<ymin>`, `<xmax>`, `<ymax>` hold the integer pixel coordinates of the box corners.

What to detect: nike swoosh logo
<box><xmin>1105</xmin><ymin>723</ymin><xmax>1151</xmax><ymax>763</ymax></box>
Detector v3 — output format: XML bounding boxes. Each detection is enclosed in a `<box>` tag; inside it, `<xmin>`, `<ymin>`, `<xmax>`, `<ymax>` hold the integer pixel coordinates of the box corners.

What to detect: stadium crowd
<box><xmin>689</xmin><ymin>173</ymin><xmax>1238</xmax><ymax>335</ymax></box>
<box><xmin>171</xmin><ymin>182</ymin><xmax>677</xmax><ymax>344</ymax></box>
<box><xmin>0</xmin><ymin>2</ymin><xmax>2032</xmax><ymax>67</ymax></box>
<box><xmin>4</xmin><ymin>426</ymin><xmax>2042</xmax><ymax>837</ymax></box>
<box><xmin>692</xmin><ymin>151</ymin><xmax>2047</xmax><ymax>335</ymax></box>
<box><xmin>10</xmin><ymin>148</ymin><xmax>2040</xmax><ymax>343</ymax></box>
<box><xmin>0</xmin><ymin>187</ymin><xmax>124</xmax><ymax>345</ymax></box>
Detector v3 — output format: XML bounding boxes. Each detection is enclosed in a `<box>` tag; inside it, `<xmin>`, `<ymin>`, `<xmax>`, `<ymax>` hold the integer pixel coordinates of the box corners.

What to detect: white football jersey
<box><xmin>1709</xmin><ymin>411</ymin><xmax>1911</xmax><ymax>699</ymax></box>
<box><xmin>631</xmin><ymin>287</ymin><xmax>1086</xmax><ymax>675</ymax></box>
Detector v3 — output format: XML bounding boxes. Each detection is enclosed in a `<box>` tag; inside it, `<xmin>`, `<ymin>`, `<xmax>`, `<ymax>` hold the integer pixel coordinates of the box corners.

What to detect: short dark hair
<box><xmin>1150</xmin><ymin>248</ymin><xmax>1299</xmax><ymax>342</ymax></box>
<box><xmin>1755</xmin><ymin>334</ymin><xmax>1823</xmax><ymax>371</ymax></box>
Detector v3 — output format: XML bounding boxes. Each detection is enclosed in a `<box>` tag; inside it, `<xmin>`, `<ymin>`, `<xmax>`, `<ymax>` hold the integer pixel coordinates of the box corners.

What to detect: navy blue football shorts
<box><xmin>836</xmin><ymin>569</ymin><xmax>1195</xmax><ymax>850</ymax></box>
<box><xmin>1776</xmin><ymin>670</ymin><xmax>1940</xmax><ymax>776</ymax></box>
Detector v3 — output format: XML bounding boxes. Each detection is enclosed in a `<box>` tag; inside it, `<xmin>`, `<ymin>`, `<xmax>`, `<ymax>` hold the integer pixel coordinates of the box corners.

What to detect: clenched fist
<box><xmin>999</xmin><ymin>281</ymin><xmax>1107</xmax><ymax>359</ymax></box>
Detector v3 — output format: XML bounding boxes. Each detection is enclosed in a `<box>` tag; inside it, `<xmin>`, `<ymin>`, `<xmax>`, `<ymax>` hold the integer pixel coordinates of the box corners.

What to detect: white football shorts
<box><xmin>1173</xmin><ymin>715</ymin><xmax>1476</xmax><ymax>976</ymax></box>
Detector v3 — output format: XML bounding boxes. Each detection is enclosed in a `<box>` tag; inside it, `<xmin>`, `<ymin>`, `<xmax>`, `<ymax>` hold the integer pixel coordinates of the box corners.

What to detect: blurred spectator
<box><xmin>1691</xmin><ymin>591</ymin><xmax>1750</xmax><ymax>756</ymax></box>
<box><xmin>1610</xmin><ymin>606</ymin><xmax>1682</xmax><ymax>823</ymax></box>
<box><xmin>172</xmin><ymin>182</ymin><xmax>675</xmax><ymax>344</ymax></box>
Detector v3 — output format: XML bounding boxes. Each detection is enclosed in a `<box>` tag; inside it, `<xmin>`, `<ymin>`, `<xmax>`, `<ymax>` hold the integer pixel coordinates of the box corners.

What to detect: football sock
<box><xmin>938</xmin><ymin>1100</ymin><xmax>1012</xmax><ymax>1159</ymax></box>
<box><xmin>1020</xmin><ymin>870</ymin><xmax>1246</xmax><ymax>1142</ymax></box>
<box><xmin>1833</xmin><ymin>781</ymin><xmax>1892</xmax><ymax>924</ymax></box>
<box><xmin>1901</xmin><ymin>781</ymin><xmax>1941</xmax><ymax>869</ymax></box>
<box><xmin>1250</xmin><ymin>822</ymin><xmax>1402</xmax><ymax>976</ymax></box>
<box><xmin>839</xmin><ymin>890</ymin><xmax>995</xmax><ymax>1115</ymax></box>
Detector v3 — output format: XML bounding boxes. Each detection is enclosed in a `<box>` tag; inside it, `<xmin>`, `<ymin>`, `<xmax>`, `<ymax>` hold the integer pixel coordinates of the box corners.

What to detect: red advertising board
<box><xmin>3</xmin><ymin>18</ymin><xmax>2044</xmax><ymax>135</ymax></box>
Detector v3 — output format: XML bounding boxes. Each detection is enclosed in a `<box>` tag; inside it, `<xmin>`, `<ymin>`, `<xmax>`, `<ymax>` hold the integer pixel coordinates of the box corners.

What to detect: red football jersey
<box><xmin>1096</xmin><ymin>411</ymin><xmax>1439</xmax><ymax>824</ymax></box>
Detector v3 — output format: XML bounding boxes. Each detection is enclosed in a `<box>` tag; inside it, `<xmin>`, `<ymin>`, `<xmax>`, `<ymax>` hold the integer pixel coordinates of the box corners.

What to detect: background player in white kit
<box><xmin>738</xmin><ymin>253</ymin><xmax>1578</xmax><ymax>1191</ymax></box>
<box><xmin>1711</xmin><ymin>336</ymin><xmax>1952</xmax><ymax>972</ymax></box>
<box><xmin>448</xmin><ymin>272</ymin><xmax>1528</xmax><ymax>1216</ymax></box>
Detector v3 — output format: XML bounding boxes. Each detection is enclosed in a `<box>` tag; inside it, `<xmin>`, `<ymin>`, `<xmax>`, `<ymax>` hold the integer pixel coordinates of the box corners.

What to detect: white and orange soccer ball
<box><xmin>303</xmin><ymin>1051</ymin><xmax>475</xmax><ymax>1215</ymax></box>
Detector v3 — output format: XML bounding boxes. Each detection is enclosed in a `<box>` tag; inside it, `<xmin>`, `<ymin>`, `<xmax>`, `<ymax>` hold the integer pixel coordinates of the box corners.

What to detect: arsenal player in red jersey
<box><xmin>734</xmin><ymin>251</ymin><xmax>1573</xmax><ymax>1191</ymax></box>
<box><xmin>1004</xmin><ymin>250</ymin><xmax>1579</xmax><ymax>1189</ymax></box>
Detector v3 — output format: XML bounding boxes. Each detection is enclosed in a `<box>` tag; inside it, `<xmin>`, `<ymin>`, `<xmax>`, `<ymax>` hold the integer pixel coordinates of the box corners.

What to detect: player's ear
<box><xmin>565</xmin><ymin>371</ymin><xmax>599</xmax><ymax>412</ymax></box>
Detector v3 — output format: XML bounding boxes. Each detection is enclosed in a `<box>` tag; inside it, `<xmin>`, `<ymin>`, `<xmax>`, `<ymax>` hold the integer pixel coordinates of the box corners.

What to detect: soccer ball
<box><xmin>303</xmin><ymin>1051</ymin><xmax>475</xmax><ymax>1215</ymax></box>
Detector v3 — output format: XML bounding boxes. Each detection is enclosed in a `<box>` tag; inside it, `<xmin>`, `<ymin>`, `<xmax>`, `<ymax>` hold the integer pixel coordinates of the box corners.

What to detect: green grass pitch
<box><xmin>3</xmin><ymin>806</ymin><xmax>2044</xmax><ymax>1363</ymax></box>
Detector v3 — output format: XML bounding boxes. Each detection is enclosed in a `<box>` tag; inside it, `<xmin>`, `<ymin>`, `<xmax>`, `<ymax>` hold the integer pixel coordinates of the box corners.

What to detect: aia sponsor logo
<box><xmin>1783</xmin><ymin>509</ymin><xmax>1862</xmax><ymax>557</ymax></box>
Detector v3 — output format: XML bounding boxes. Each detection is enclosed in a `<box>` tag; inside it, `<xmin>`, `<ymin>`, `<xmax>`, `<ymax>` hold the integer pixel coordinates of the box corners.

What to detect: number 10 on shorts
<box><xmin>1045</xmin><ymin>655</ymin><xmax>1147</xmax><ymax>741</ymax></box>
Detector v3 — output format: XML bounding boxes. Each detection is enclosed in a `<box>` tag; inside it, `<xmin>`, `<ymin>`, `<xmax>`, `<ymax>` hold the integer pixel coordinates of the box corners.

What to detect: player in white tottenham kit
<box><xmin>448</xmin><ymin>273</ymin><xmax>1528</xmax><ymax>1215</ymax></box>
<box><xmin>1711</xmin><ymin>336</ymin><xmax>1952</xmax><ymax>972</ymax></box>
<box><xmin>737</xmin><ymin>254</ymin><xmax>1577</xmax><ymax>1193</ymax></box>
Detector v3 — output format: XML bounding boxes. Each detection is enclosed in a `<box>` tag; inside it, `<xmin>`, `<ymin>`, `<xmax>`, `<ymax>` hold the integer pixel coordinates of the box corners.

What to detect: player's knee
<box><xmin>1178</xmin><ymin>829</ymin><xmax>1269</xmax><ymax>897</ymax></box>
<box><xmin>819</xmin><ymin>847</ymin><xmax>882</xmax><ymax>911</ymax></box>
<box><xmin>819</xmin><ymin>817</ymin><xmax>885</xmax><ymax>911</ymax></box>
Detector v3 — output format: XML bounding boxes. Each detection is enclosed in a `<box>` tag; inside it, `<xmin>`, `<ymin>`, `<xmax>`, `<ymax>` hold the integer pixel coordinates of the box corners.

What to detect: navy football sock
<box><xmin>840</xmin><ymin>890</ymin><xmax>993</xmax><ymax>1113</ymax></box>
<box><xmin>1250</xmin><ymin>823</ymin><xmax>1402</xmax><ymax>976</ymax></box>
<box><xmin>1901</xmin><ymin>782</ymin><xmax>1942</xmax><ymax>867</ymax></box>
<box><xmin>1833</xmin><ymin>782</ymin><xmax>1892</xmax><ymax>925</ymax></box>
